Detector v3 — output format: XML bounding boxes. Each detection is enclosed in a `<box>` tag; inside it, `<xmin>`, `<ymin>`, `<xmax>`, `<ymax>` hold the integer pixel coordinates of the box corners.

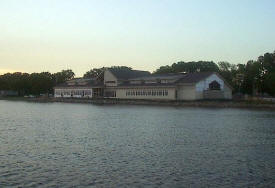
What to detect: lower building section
<box><xmin>106</xmin><ymin>87</ymin><xmax>177</xmax><ymax>100</ymax></box>
<box><xmin>54</xmin><ymin>86</ymin><xmax>232</xmax><ymax>101</ymax></box>
<box><xmin>196</xmin><ymin>84</ymin><xmax>232</xmax><ymax>100</ymax></box>
<box><xmin>54</xmin><ymin>87</ymin><xmax>104</xmax><ymax>98</ymax></box>
<box><xmin>103</xmin><ymin>85</ymin><xmax>232</xmax><ymax>100</ymax></box>
<box><xmin>203</xmin><ymin>90</ymin><xmax>225</xmax><ymax>99</ymax></box>
<box><xmin>54</xmin><ymin>88</ymin><xmax>93</xmax><ymax>98</ymax></box>
<box><xmin>177</xmin><ymin>85</ymin><xmax>196</xmax><ymax>100</ymax></box>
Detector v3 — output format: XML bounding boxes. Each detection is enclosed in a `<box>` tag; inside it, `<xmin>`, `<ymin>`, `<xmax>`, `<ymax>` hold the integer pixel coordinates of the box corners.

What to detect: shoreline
<box><xmin>1</xmin><ymin>97</ymin><xmax>275</xmax><ymax>110</ymax></box>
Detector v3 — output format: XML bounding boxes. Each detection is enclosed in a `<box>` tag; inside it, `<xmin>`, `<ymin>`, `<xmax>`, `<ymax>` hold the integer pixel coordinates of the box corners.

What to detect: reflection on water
<box><xmin>0</xmin><ymin>100</ymin><xmax>274</xmax><ymax>187</ymax></box>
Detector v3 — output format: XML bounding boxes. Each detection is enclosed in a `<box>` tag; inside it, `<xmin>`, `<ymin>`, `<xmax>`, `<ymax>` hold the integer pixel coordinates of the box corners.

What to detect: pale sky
<box><xmin>1</xmin><ymin>0</ymin><xmax>275</xmax><ymax>76</ymax></box>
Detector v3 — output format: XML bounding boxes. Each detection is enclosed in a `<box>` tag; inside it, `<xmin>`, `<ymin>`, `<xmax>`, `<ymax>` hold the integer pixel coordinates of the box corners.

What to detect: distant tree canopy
<box><xmin>83</xmin><ymin>66</ymin><xmax>132</xmax><ymax>79</ymax></box>
<box><xmin>83</xmin><ymin>68</ymin><xmax>106</xmax><ymax>79</ymax></box>
<box><xmin>53</xmin><ymin>69</ymin><xmax>75</xmax><ymax>84</ymax></box>
<box><xmin>0</xmin><ymin>69</ymin><xmax>75</xmax><ymax>95</ymax></box>
<box><xmin>154</xmin><ymin>61</ymin><xmax>219</xmax><ymax>74</ymax></box>
<box><xmin>244</xmin><ymin>52</ymin><xmax>275</xmax><ymax>95</ymax></box>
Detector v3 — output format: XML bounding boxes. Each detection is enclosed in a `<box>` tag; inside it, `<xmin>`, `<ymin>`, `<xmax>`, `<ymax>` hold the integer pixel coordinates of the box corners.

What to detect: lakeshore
<box><xmin>1</xmin><ymin>96</ymin><xmax>275</xmax><ymax>110</ymax></box>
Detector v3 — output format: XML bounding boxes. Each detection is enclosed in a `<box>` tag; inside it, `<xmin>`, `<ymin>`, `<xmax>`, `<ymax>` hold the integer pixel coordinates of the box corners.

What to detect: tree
<box><xmin>29</xmin><ymin>72</ymin><xmax>54</xmax><ymax>95</ymax></box>
<box><xmin>262</xmin><ymin>52</ymin><xmax>275</xmax><ymax>73</ymax></box>
<box><xmin>237</xmin><ymin>64</ymin><xmax>246</xmax><ymax>74</ymax></box>
<box><xmin>83</xmin><ymin>66</ymin><xmax>132</xmax><ymax>80</ymax></box>
<box><xmin>241</xmin><ymin>60</ymin><xmax>262</xmax><ymax>95</ymax></box>
<box><xmin>83</xmin><ymin>67</ymin><xmax>106</xmax><ymax>79</ymax></box>
<box><xmin>0</xmin><ymin>71</ymin><xmax>54</xmax><ymax>95</ymax></box>
<box><xmin>218</xmin><ymin>62</ymin><xmax>238</xmax><ymax>89</ymax></box>
<box><xmin>154</xmin><ymin>61</ymin><xmax>219</xmax><ymax>74</ymax></box>
<box><xmin>0</xmin><ymin>69</ymin><xmax>74</xmax><ymax>96</ymax></box>
<box><xmin>218</xmin><ymin>62</ymin><xmax>234</xmax><ymax>72</ymax></box>
<box><xmin>263</xmin><ymin>72</ymin><xmax>275</xmax><ymax>96</ymax></box>
<box><xmin>53</xmin><ymin>69</ymin><xmax>75</xmax><ymax>85</ymax></box>
<box><xmin>154</xmin><ymin>65</ymin><xmax>173</xmax><ymax>74</ymax></box>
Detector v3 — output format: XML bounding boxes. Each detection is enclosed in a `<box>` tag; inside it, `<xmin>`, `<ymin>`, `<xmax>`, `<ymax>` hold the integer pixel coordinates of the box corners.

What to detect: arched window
<box><xmin>209</xmin><ymin>81</ymin><xmax>221</xmax><ymax>90</ymax></box>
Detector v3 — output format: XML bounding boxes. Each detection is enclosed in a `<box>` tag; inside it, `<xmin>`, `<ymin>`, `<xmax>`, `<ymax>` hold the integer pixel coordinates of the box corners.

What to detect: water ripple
<box><xmin>0</xmin><ymin>101</ymin><xmax>274</xmax><ymax>187</ymax></box>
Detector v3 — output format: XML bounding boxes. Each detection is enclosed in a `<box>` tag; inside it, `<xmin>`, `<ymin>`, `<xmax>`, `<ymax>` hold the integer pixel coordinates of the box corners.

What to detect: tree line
<box><xmin>0</xmin><ymin>70</ymin><xmax>74</xmax><ymax>95</ymax></box>
<box><xmin>0</xmin><ymin>51</ymin><xmax>274</xmax><ymax>96</ymax></box>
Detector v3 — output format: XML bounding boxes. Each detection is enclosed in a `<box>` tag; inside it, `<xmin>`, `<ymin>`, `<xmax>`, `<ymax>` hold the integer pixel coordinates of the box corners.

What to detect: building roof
<box><xmin>117</xmin><ymin>72</ymin><xmax>217</xmax><ymax>87</ymax></box>
<box><xmin>108</xmin><ymin>68</ymin><xmax>151</xmax><ymax>80</ymax></box>
<box><xmin>176</xmin><ymin>72</ymin><xmax>213</xmax><ymax>83</ymax></box>
<box><xmin>54</xmin><ymin>71</ymin><xmax>232</xmax><ymax>89</ymax></box>
<box><xmin>54</xmin><ymin>78</ymin><xmax>103</xmax><ymax>88</ymax></box>
<box><xmin>119</xmin><ymin>82</ymin><xmax>176</xmax><ymax>87</ymax></box>
<box><xmin>129</xmin><ymin>73</ymin><xmax>184</xmax><ymax>81</ymax></box>
<box><xmin>128</xmin><ymin>72</ymin><xmax>215</xmax><ymax>83</ymax></box>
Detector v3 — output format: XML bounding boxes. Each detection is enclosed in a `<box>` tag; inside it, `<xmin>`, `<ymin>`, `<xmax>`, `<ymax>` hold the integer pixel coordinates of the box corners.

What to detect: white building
<box><xmin>54</xmin><ymin>68</ymin><xmax>232</xmax><ymax>100</ymax></box>
<box><xmin>54</xmin><ymin>78</ymin><xmax>103</xmax><ymax>98</ymax></box>
<box><xmin>104</xmin><ymin>68</ymin><xmax>232</xmax><ymax>100</ymax></box>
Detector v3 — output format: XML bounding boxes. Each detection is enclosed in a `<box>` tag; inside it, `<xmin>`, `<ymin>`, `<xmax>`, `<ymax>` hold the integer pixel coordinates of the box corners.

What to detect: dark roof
<box><xmin>129</xmin><ymin>73</ymin><xmax>184</xmax><ymax>81</ymax></box>
<box><xmin>119</xmin><ymin>82</ymin><xmax>176</xmax><ymax>87</ymax></box>
<box><xmin>108</xmin><ymin>68</ymin><xmax>151</xmax><ymax>80</ymax></box>
<box><xmin>176</xmin><ymin>72</ymin><xmax>213</xmax><ymax>83</ymax></box>
<box><xmin>54</xmin><ymin>78</ymin><xmax>103</xmax><ymax>88</ymax></box>
<box><xmin>127</xmin><ymin>72</ymin><xmax>214</xmax><ymax>83</ymax></box>
<box><xmin>117</xmin><ymin>72</ymin><xmax>215</xmax><ymax>87</ymax></box>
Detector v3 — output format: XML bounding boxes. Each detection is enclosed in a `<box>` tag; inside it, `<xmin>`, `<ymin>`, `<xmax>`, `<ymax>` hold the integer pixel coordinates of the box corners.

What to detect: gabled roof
<box><xmin>54</xmin><ymin>78</ymin><xmax>103</xmax><ymax>88</ymax></box>
<box><xmin>118</xmin><ymin>82</ymin><xmax>176</xmax><ymax>87</ymax></box>
<box><xmin>176</xmin><ymin>72</ymin><xmax>213</xmax><ymax>83</ymax></box>
<box><xmin>127</xmin><ymin>72</ymin><xmax>215</xmax><ymax>84</ymax></box>
<box><xmin>176</xmin><ymin>72</ymin><xmax>233</xmax><ymax>89</ymax></box>
<box><xmin>108</xmin><ymin>68</ymin><xmax>151</xmax><ymax>80</ymax></box>
<box><xmin>129</xmin><ymin>73</ymin><xmax>184</xmax><ymax>81</ymax></box>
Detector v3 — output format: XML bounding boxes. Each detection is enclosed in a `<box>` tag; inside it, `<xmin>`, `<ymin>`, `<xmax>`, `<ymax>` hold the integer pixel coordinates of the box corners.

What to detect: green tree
<box><xmin>83</xmin><ymin>67</ymin><xmax>106</xmax><ymax>79</ymax></box>
<box><xmin>53</xmin><ymin>69</ymin><xmax>75</xmax><ymax>84</ymax></box>
<box><xmin>263</xmin><ymin>72</ymin><xmax>275</xmax><ymax>95</ymax></box>
<box><xmin>218</xmin><ymin>62</ymin><xmax>237</xmax><ymax>89</ymax></box>
<box><xmin>30</xmin><ymin>72</ymin><xmax>54</xmax><ymax>95</ymax></box>
<box><xmin>154</xmin><ymin>61</ymin><xmax>219</xmax><ymax>74</ymax></box>
<box><xmin>241</xmin><ymin>60</ymin><xmax>262</xmax><ymax>95</ymax></box>
<box><xmin>154</xmin><ymin>65</ymin><xmax>174</xmax><ymax>74</ymax></box>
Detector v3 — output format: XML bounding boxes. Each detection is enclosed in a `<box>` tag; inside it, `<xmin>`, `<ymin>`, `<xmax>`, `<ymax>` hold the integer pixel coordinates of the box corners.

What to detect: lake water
<box><xmin>0</xmin><ymin>100</ymin><xmax>274</xmax><ymax>187</ymax></box>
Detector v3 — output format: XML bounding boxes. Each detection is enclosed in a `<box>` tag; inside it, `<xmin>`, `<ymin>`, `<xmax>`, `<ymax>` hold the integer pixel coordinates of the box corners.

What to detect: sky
<box><xmin>1</xmin><ymin>0</ymin><xmax>275</xmax><ymax>76</ymax></box>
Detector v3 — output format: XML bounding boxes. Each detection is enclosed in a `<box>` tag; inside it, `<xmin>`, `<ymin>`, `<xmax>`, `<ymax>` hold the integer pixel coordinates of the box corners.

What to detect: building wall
<box><xmin>104</xmin><ymin>70</ymin><xmax>118</xmax><ymax>87</ymax></box>
<box><xmin>195</xmin><ymin>73</ymin><xmax>232</xmax><ymax>99</ymax></box>
<box><xmin>112</xmin><ymin>87</ymin><xmax>176</xmax><ymax>100</ymax></box>
<box><xmin>196</xmin><ymin>74</ymin><xmax>225</xmax><ymax>92</ymax></box>
<box><xmin>54</xmin><ymin>88</ymin><xmax>93</xmax><ymax>98</ymax></box>
<box><xmin>177</xmin><ymin>85</ymin><xmax>196</xmax><ymax>100</ymax></box>
<box><xmin>203</xmin><ymin>90</ymin><xmax>224</xmax><ymax>99</ymax></box>
<box><xmin>224</xmin><ymin>84</ymin><xmax>232</xmax><ymax>99</ymax></box>
<box><xmin>104</xmin><ymin>88</ymin><xmax>117</xmax><ymax>98</ymax></box>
